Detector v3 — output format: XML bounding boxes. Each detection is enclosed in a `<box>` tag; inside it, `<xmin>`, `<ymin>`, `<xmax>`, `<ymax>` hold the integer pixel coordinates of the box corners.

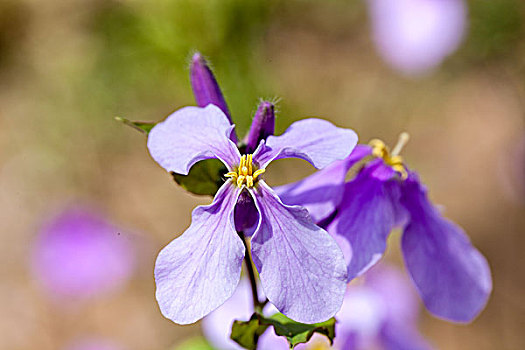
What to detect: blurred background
<box><xmin>1</xmin><ymin>0</ymin><xmax>524</xmax><ymax>349</ymax></box>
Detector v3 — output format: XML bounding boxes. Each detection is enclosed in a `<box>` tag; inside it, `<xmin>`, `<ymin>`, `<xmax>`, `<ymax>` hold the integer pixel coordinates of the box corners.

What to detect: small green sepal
<box><xmin>115</xmin><ymin>116</ymin><xmax>156</xmax><ymax>134</ymax></box>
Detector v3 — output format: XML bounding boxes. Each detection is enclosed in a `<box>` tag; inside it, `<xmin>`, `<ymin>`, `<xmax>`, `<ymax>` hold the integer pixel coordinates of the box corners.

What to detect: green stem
<box><xmin>238</xmin><ymin>231</ymin><xmax>263</xmax><ymax>313</ymax></box>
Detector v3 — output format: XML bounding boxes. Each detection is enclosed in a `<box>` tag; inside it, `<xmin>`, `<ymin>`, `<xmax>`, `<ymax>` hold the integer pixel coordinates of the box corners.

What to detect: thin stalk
<box><xmin>238</xmin><ymin>231</ymin><xmax>263</xmax><ymax>313</ymax></box>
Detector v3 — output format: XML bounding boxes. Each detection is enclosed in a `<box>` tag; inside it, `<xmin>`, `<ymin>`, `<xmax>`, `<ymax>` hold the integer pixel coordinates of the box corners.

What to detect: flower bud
<box><xmin>190</xmin><ymin>53</ymin><xmax>237</xmax><ymax>142</ymax></box>
<box><xmin>245</xmin><ymin>101</ymin><xmax>275</xmax><ymax>153</ymax></box>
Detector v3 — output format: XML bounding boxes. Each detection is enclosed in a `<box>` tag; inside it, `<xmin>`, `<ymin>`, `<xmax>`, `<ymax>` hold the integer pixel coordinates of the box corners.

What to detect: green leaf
<box><xmin>231</xmin><ymin>315</ymin><xmax>270</xmax><ymax>350</ymax></box>
<box><xmin>115</xmin><ymin>116</ymin><xmax>156</xmax><ymax>134</ymax></box>
<box><xmin>231</xmin><ymin>313</ymin><xmax>336</xmax><ymax>349</ymax></box>
<box><xmin>264</xmin><ymin>313</ymin><xmax>336</xmax><ymax>348</ymax></box>
<box><xmin>172</xmin><ymin>159</ymin><xmax>227</xmax><ymax>196</ymax></box>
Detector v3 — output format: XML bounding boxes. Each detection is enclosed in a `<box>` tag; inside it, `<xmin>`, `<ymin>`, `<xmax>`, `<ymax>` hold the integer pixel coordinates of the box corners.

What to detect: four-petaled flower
<box><xmin>277</xmin><ymin>133</ymin><xmax>492</xmax><ymax>322</ymax></box>
<box><xmin>148</xmin><ymin>103</ymin><xmax>358</xmax><ymax>324</ymax></box>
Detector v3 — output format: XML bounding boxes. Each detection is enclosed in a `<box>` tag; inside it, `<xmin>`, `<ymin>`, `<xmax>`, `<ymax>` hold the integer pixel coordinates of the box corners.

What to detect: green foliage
<box><xmin>231</xmin><ymin>313</ymin><xmax>336</xmax><ymax>349</ymax></box>
<box><xmin>171</xmin><ymin>159</ymin><xmax>227</xmax><ymax>196</ymax></box>
<box><xmin>266</xmin><ymin>313</ymin><xmax>336</xmax><ymax>348</ymax></box>
<box><xmin>463</xmin><ymin>0</ymin><xmax>524</xmax><ymax>62</ymax></box>
<box><xmin>91</xmin><ymin>0</ymin><xmax>278</xmax><ymax>135</ymax></box>
<box><xmin>231</xmin><ymin>315</ymin><xmax>271</xmax><ymax>350</ymax></box>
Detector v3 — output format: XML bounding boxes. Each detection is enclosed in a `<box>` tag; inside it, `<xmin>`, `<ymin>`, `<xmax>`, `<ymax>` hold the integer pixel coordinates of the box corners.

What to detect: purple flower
<box><xmin>367</xmin><ymin>0</ymin><xmax>467</xmax><ymax>76</ymax></box>
<box><xmin>31</xmin><ymin>207</ymin><xmax>135</xmax><ymax>301</ymax></box>
<box><xmin>149</xmin><ymin>54</ymin><xmax>358</xmax><ymax>325</ymax></box>
<box><xmin>148</xmin><ymin>103</ymin><xmax>357</xmax><ymax>324</ymax></box>
<box><xmin>333</xmin><ymin>265</ymin><xmax>432</xmax><ymax>350</ymax></box>
<box><xmin>277</xmin><ymin>134</ymin><xmax>492</xmax><ymax>323</ymax></box>
<box><xmin>203</xmin><ymin>265</ymin><xmax>432</xmax><ymax>350</ymax></box>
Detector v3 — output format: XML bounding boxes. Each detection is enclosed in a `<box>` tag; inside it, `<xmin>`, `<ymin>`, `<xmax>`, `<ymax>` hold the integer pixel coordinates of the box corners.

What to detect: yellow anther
<box><xmin>389</xmin><ymin>155</ymin><xmax>404</xmax><ymax>166</ymax></box>
<box><xmin>237</xmin><ymin>175</ymin><xmax>246</xmax><ymax>188</ymax></box>
<box><xmin>369</xmin><ymin>139</ymin><xmax>389</xmax><ymax>158</ymax></box>
<box><xmin>240</xmin><ymin>155</ymin><xmax>246</xmax><ymax>169</ymax></box>
<box><xmin>253</xmin><ymin>168</ymin><xmax>265</xmax><ymax>180</ymax></box>
<box><xmin>392</xmin><ymin>164</ymin><xmax>408</xmax><ymax>180</ymax></box>
<box><xmin>368</xmin><ymin>132</ymin><xmax>410</xmax><ymax>180</ymax></box>
<box><xmin>227</xmin><ymin>154</ymin><xmax>265</xmax><ymax>188</ymax></box>
<box><xmin>246</xmin><ymin>176</ymin><xmax>253</xmax><ymax>187</ymax></box>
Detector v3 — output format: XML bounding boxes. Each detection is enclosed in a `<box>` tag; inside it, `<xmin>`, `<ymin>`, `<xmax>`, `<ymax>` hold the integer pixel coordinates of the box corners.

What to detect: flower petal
<box><xmin>400</xmin><ymin>174</ymin><xmax>492</xmax><ymax>322</ymax></box>
<box><xmin>249</xmin><ymin>182</ymin><xmax>347</xmax><ymax>323</ymax></box>
<box><xmin>147</xmin><ymin>105</ymin><xmax>240</xmax><ymax>174</ymax></box>
<box><xmin>275</xmin><ymin>145</ymin><xmax>371</xmax><ymax>223</ymax></box>
<box><xmin>327</xmin><ymin>163</ymin><xmax>402</xmax><ymax>281</ymax></box>
<box><xmin>252</xmin><ymin>118</ymin><xmax>358</xmax><ymax>169</ymax></box>
<box><xmin>154</xmin><ymin>183</ymin><xmax>245</xmax><ymax>324</ymax></box>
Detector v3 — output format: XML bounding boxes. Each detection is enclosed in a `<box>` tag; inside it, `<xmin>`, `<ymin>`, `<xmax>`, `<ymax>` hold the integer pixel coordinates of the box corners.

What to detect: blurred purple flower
<box><xmin>148</xmin><ymin>102</ymin><xmax>357</xmax><ymax>324</ymax></box>
<box><xmin>32</xmin><ymin>207</ymin><xmax>135</xmax><ymax>301</ymax></box>
<box><xmin>201</xmin><ymin>279</ymin><xmax>255</xmax><ymax>350</ymax></box>
<box><xmin>277</xmin><ymin>135</ymin><xmax>492</xmax><ymax>323</ymax></box>
<box><xmin>367</xmin><ymin>0</ymin><xmax>467</xmax><ymax>76</ymax></box>
<box><xmin>64</xmin><ymin>337</ymin><xmax>124</xmax><ymax>350</ymax></box>
<box><xmin>203</xmin><ymin>265</ymin><xmax>432</xmax><ymax>350</ymax></box>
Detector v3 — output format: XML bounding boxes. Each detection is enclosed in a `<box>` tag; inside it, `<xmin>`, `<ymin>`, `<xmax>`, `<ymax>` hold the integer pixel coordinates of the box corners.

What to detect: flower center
<box><xmin>225</xmin><ymin>154</ymin><xmax>266</xmax><ymax>188</ymax></box>
<box><xmin>368</xmin><ymin>132</ymin><xmax>410</xmax><ymax>179</ymax></box>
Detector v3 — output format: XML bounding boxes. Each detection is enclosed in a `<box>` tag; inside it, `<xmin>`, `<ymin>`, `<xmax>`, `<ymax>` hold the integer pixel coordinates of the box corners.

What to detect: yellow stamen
<box><xmin>227</xmin><ymin>154</ymin><xmax>265</xmax><ymax>188</ymax></box>
<box><xmin>237</xmin><ymin>175</ymin><xmax>246</xmax><ymax>188</ymax></box>
<box><xmin>368</xmin><ymin>132</ymin><xmax>410</xmax><ymax>180</ymax></box>
<box><xmin>246</xmin><ymin>176</ymin><xmax>253</xmax><ymax>187</ymax></box>
<box><xmin>253</xmin><ymin>168</ymin><xmax>265</xmax><ymax>180</ymax></box>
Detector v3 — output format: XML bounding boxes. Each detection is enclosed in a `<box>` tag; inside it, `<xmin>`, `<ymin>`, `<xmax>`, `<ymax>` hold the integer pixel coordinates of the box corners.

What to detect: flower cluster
<box><xmin>142</xmin><ymin>54</ymin><xmax>492</xmax><ymax>347</ymax></box>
